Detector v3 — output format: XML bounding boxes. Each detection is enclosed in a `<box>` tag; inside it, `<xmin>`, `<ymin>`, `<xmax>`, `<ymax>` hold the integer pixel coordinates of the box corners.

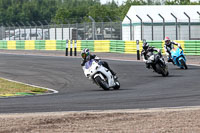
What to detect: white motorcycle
<box><xmin>82</xmin><ymin>59</ymin><xmax>120</xmax><ymax>90</ymax></box>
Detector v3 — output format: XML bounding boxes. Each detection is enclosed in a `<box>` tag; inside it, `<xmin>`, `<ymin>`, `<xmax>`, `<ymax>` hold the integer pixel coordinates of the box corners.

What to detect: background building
<box><xmin>122</xmin><ymin>5</ymin><xmax>200</xmax><ymax>40</ymax></box>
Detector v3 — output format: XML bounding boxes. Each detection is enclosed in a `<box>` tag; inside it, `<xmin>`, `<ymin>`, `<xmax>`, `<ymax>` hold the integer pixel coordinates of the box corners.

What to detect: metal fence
<box><xmin>123</xmin><ymin>12</ymin><xmax>200</xmax><ymax>41</ymax></box>
<box><xmin>0</xmin><ymin>21</ymin><xmax>122</xmax><ymax>41</ymax></box>
<box><xmin>1</xmin><ymin>18</ymin><xmax>199</xmax><ymax>41</ymax></box>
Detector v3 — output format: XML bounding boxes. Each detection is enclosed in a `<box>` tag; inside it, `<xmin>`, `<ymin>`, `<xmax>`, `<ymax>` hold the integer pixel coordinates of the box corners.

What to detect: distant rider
<box><xmin>141</xmin><ymin>42</ymin><xmax>161</xmax><ymax>69</ymax></box>
<box><xmin>81</xmin><ymin>48</ymin><xmax>117</xmax><ymax>79</ymax></box>
<box><xmin>164</xmin><ymin>37</ymin><xmax>182</xmax><ymax>62</ymax></box>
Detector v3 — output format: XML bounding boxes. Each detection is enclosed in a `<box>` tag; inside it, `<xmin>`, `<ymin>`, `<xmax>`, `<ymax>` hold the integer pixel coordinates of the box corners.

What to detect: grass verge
<box><xmin>0</xmin><ymin>78</ymin><xmax>48</xmax><ymax>97</ymax></box>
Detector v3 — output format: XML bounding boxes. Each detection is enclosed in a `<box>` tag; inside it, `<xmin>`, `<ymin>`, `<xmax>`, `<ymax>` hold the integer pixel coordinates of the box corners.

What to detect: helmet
<box><xmin>165</xmin><ymin>37</ymin><xmax>170</xmax><ymax>44</ymax></box>
<box><xmin>143</xmin><ymin>42</ymin><xmax>149</xmax><ymax>50</ymax></box>
<box><xmin>81</xmin><ymin>48</ymin><xmax>90</xmax><ymax>60</ymax></box>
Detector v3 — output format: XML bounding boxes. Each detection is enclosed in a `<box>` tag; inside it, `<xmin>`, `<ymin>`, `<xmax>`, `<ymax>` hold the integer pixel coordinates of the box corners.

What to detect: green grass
<box><xmin>0</xmin><ymin>78</ymin><xmax>48</xmax><ymax>96</ymax></box>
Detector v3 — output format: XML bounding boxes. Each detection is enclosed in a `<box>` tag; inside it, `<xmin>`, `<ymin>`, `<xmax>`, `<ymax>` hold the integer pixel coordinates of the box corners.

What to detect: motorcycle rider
<box><xmin>164</xmin><ymin>37</ymin><xmax>182</xmax><ymax>62</ymax></box>
<box><xmin>141</xmin><ymin>42</ymin><xmax>162</xmax><ymax>69</ymax></box>
<box><xmin>81</xmin><ymin>48</ymin><xmax>117</xmax><ymax>79</ymax></box>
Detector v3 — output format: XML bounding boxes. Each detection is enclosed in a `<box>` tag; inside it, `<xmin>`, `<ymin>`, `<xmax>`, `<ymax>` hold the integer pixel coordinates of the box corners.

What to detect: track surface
<box><xmin>0</xmin><ymin>54</ymin><xmax>200</xmax><ymax>113</ymax></box>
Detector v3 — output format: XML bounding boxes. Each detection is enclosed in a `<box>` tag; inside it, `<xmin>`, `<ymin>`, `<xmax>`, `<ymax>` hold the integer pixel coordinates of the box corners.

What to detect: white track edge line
<box><xmin>0</xmin><ymin>77</ymin><xmax>58</xmax><ymax>97</ymax></box>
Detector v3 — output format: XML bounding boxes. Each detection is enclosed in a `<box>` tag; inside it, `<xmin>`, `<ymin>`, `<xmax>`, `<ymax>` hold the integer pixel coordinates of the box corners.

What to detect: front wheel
<box><xmin>162</xmin><ymin>71</ymin><xmax>169</xmax><ymax>77</ymax></box>
<box><xmin>95</xmin><ymin>76</ymin><xmax>109</xmax><ymax>90</ymax></box>
<box><xmin>113</xmin><ymin>79</ymin><xmax>120</xmax><ymax>90</ymax></box>
<box><xmin>180</xmin><ymin>59</ymin><xmax>188</xmax><ymax>69</ymax></box>
<box><xmin>156</xmin><ymin>64</ymin><xmax>169</xmax><ymax>77</ymax></box>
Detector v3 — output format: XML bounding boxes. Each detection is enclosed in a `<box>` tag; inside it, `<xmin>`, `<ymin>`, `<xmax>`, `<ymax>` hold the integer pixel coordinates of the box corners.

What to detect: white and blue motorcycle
<box><xmin>82</xmin><ymin>59</ymin><xmax>120</xmax><ymax>90</ymax></box>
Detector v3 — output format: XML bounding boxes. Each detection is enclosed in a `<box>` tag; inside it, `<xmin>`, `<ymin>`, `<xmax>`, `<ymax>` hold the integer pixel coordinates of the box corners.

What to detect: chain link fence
<box><xmin>0</xmin><ymin>22</ymin><xmax>122</xmax><ymax>41</ymax></box>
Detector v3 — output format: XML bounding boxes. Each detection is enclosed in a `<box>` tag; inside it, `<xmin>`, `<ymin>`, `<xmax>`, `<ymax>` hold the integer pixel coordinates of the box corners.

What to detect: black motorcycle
<box><xmin>146</xmin><ymin>53</ymin><xmax>169</xmax><ymax>77</ymax></box>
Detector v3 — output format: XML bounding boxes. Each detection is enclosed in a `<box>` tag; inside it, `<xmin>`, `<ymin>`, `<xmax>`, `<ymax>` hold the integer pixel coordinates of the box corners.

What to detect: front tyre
<box><xmin>180</xmin><ymin>59</ymin><xmax>188</xmax><ymax>69</ymax></box>
<box><xmin>113</xmin><ymin>79</ymin><xmax>120</xmax><ymax>90</ymax></box>
<box><xmin>156</xmin><ymin>64</ymin><xmax>169</xmax><ymax>77</ymax></box>
<box><xmin>95</xmin><ymin>76</ymin><xmax>109</xmax><ymax>90</ymax></box>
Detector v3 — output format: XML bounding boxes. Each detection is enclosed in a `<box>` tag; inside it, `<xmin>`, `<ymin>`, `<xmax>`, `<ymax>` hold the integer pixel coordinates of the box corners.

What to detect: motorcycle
<box><xmin>146</xmin><ymin>53</ymin><xmax>169</xmax><ymax>77</ymax></box>
<box><xmin>170</xmin><ymin>47</ymin><xmax>188</xmax><ymax>69</ymax></box>
<box><xmin>82</xmin><ymin>59</ymin><xmax>120</xmax><ymax>90</ymax></box>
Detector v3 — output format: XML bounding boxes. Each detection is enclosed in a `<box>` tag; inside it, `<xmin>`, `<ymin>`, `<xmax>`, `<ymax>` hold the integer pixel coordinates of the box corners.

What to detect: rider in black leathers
<box><xmin>141</xmin><ymin>42</ymin><xmax>162</xmax><ymax>69</ymax></box>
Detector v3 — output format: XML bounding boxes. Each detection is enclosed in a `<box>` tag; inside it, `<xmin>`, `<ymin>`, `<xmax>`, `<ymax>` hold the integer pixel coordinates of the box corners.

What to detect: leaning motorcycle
<box><xmin>146</xmin><ymin>53</ymin><xmax>169</xmax><ymax>77</ymax></box>
<box><xmin>170</xmin><ymin>47</ymin><xmax>188</xmax><ymax>69</ymax></box>
<box><xmin>82</xmin><ymin>59</ymin><xmax>120</xmax><ymax>90</ymax></box>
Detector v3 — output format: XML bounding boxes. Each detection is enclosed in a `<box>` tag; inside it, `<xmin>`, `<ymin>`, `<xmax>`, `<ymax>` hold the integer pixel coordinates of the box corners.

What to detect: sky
<box><xmin>100</xmin><ymin>0</ymin><xmax>199</xmax><ymax>5</ymax></box>
<box><xmin>100</xmin><ymin>0</ymin><xmax>125</xmax><ymax>5</ymax></box>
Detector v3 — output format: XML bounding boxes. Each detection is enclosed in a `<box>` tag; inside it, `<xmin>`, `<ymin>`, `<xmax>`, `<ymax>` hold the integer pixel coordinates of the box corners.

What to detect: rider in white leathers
<box><xmin>141</xmin><ymin>42</ymin><xmax>161</xmax><ymax>69</ymax></box>
<box><xmin>81</xmin><ymin>48</ymin><xmax>117</xmax><ymax>79</ymax></box>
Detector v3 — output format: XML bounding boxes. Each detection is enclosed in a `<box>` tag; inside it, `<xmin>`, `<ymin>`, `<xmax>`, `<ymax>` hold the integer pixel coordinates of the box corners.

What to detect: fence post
<box><xmin>26</xmin><ymin>21</ymin><xmax>31</xmax><ymax>40</ymax></box>
<box><xmin>61</xmin><ymin>21</ymin><xmax>63</xmax><ymax>40</ymax></box>
<box><xmin>171</xmin><ymin>13</ymin><xmax>178</xmax><ymax>40</ymax></box>
<box><xmin>136</xmin><ymin>40</ymin><xmax>140</xmax><ymax>60</ymax></box>
<box><xmin>11</xmin><ymin>23</ymin><xmax>16</xmax><ymax>40</ymax></box>
<box><xmin>125</xmin><ymin>15</ymin><xmax>132</xmax><ymax>40</ymax></box>
<box><xmin>20</xmin><ymin>21</ymin><xmax>26</xmax><ymax>40</ymax></box>
<box><xmin>65</xmin><ymin>40</ymin><xmax>68</xmax><ymax>56</ymax></box>
<box><xmin>74</xmin><ymin>40</ymin><xmax>77</xmax><ymax>56</ymax></box>
<box><xmin>38</xmin><ymin>21</ymin><xmax>44</xmax><ymax>40</ymax></box>
<box><xmin>54</xmin><ymin>22</ymin><xmax>56</xmax><ymax>40</ymax></box>
<box><xmin>184</xmin><ymin>12</ymin><xmax>191</xmax><ymax>40</ymax></box>
<box><xmin>16</xmin><ymin>22</ymin><xmax>21</xmax><ymax>40</ymax></box>
<box><xmin>158</xmin><ymin>14</ymin><xmax>165</xmax><ymax>40</ymax></box>
<box><xmin>88</xmin><ymin>16</ymin><xmax>95</xmax><ymax>40</ymax></box>
<box><xmin>106</xmin><ymin>16</ymin><xmax>113</xmax><ymax>40</ymax></box>
<box><xmin>136</xmin><ymin>15</ymin><xmax>143</xmax><ymax>40</ymax></box>
<box><xmin>32</xmin><ymin>21</ymin><xmax>37</xmax><ymax>40</ymax></box>
<box><xmin>147</xmin><ymin>14</ymin><xmax>154</xmax><ymax>40</ymax></box>
<box><xmin>7</xmin><ymin>24</ymin><xmax>11</xmax><ymax>40</ymax></box>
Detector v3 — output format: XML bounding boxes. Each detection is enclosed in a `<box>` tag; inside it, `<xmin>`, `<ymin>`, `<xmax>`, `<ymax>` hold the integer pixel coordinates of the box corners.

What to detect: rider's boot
<box><xmin>110</xmin><ymin>69</ymin><xmax>118</xmax><ymax>79</ymax></box>
<box><xmin>146</xmin><ymin>63</ymin><xmax>151</xmax><ymax>69</ymax></box>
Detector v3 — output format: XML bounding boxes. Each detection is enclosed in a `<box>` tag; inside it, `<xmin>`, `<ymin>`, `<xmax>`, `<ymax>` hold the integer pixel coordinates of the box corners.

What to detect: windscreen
<box><xmin>85</xmin><ymin>59</ymin><xmax>94</xmax><ymax>69</ymax></box>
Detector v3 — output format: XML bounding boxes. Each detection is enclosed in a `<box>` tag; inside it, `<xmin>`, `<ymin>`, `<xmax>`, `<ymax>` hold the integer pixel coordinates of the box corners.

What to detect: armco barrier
<box><xmin>0</xmin><ymin>40</ymin><xmax>200</xmax><ymax>56</ymax></box>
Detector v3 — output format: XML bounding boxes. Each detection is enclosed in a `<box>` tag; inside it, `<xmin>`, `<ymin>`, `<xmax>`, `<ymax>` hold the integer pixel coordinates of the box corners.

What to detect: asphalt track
<box><xmin>0</xmin><ymin>54</ymin><xmax>200</xmax><ymax>113</ymax></box>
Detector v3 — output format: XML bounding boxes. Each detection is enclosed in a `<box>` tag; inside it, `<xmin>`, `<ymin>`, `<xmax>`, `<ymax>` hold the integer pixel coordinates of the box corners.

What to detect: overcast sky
<box><xmin>100</xmin><ymin>0</ymin><xmax>199</xmax><ymax>5</ymax></box>
<box><xmin>100</xmin><ymin>0</ymin><xmax>125</xmax><ymax>5</ymax></box>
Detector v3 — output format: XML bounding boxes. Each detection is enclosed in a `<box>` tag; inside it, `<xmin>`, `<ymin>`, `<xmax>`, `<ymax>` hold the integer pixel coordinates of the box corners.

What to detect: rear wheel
<box><xmin>180</xmin><ymin>59</ymin><xmax>188</xmax><ymax>69</ymax></box>
<box><xmin>95</xmin><ymin>76</ymin><xmax>109</xmax><ymax>90</ymax></box>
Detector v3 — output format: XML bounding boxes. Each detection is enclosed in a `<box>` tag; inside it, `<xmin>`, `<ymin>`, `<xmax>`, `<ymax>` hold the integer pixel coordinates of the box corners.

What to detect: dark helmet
<box><xmin>81</xmin><ymin>48</ymin><xmax>90</xmax><ymax>60</ymax></box>
<box><xmin>165</xmin><ymin>37</ymin><xmax>171</xmax><ymax>45</ymax></box>
<box><xmin>143</xmin><ymin>42</ymin><xmax>149</xmax><ymax>50</ymax></box>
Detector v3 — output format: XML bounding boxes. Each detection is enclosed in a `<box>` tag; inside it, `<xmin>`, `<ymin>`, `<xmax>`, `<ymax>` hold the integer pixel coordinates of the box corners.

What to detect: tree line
<box><xmin>0</xmin><ymin>0</ymin><xmax>199</xmax><ymax>26</ymax></box>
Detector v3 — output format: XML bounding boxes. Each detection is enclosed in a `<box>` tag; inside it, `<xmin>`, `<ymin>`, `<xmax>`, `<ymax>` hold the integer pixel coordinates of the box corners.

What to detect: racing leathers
<box><xmin>164</xmin><ymin>41</ymin><xmax>182</xmax><ymax>62</ymax></box>
<box><xmin>141</xmin><ymin>46</ymin><xmax>161</xmax><ymax>69</ymax></box>
<box><xmin>81</xmin><ymin>54</ymin><xmax>117</xmax><ymax>77</ymax></box>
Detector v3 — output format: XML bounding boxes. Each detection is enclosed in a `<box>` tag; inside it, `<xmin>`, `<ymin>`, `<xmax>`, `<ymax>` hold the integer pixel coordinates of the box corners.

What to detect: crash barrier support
<box><xmin>70</xmin><ymin>40</ymin><xmax>73</xmax><ymax>56</ymax></box>
<box><xmin>136</xmin><ymin>40</ymin><xmax>140</xmax><ymax>60</ymax></box>
<box><xmin>0</xmin><ymin>40</ymin><xmax>200</xmax><ymax>56</ymax></box>
<box><xmin>74</xmin><ymin>40</ymin><xmax>77</xmax><ymax>56</ymax></box>
<box><xmin>65</xmin><ymin>40</ymin><xmax>77</xmax><ymax>56</ymax></box>
<box><xmin>65</xmin><ymin>40</ymin><xmax>68</xmax><ymax>56</ymax></box>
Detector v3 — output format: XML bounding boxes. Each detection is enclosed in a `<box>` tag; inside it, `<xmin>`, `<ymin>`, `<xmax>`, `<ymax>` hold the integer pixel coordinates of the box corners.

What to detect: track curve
<box><xmin>0</xmin><ymin>54</ymin><xmax>200</xmax><ymax>113</ymax></box>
